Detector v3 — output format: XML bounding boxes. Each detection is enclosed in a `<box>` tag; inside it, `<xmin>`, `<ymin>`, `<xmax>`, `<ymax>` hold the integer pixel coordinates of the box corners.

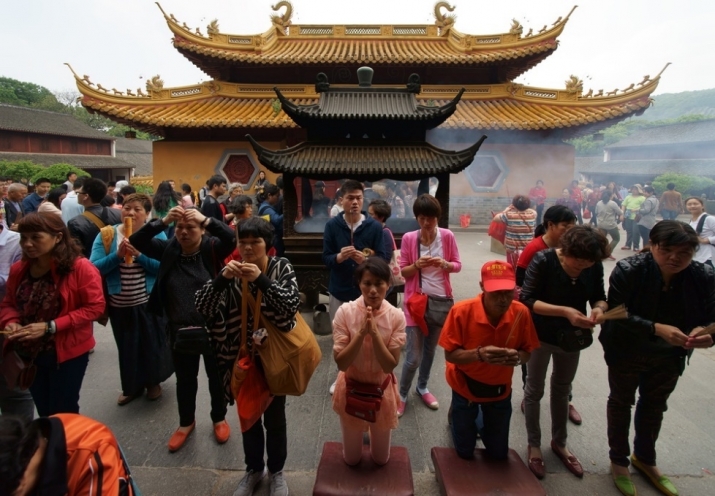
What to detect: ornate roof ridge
<box><xmin>156</xmin><ymin>2</ymin><xmax>575</xmax><ymax>54</ymax></box>
<box><xmin>69</xmin><ymin>64</ymin><xmax>665</xmax><ymax>108</ymax></box>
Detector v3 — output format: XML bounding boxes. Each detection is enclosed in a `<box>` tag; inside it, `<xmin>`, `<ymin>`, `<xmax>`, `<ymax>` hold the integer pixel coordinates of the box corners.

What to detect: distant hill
<box><xmin>569</xmin><ymin>88</ymin><xmax>715</xmax><ymax>155</ymax></box>
<box><xmin>635</xmin><ymin>88</ymin><xmax>715</xmax><ymax>121</ymax></box>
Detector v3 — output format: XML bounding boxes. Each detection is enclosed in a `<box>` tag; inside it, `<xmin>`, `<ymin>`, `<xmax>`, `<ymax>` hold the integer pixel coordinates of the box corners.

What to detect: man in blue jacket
<box><xmin>322</xmin><ymin>179</ymin><xmax>388</xmax><ymax>392</ymax></box>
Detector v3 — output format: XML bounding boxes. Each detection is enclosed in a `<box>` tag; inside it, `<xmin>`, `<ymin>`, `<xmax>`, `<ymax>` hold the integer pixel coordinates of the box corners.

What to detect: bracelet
<box><xmin>44</xmin><ymin>322</ymin><xmax>50</xmax><ymax>335</ymax></box>
<box><xmin>441</xmin><ymin>260</ymin><xmax>449</xmax><ymax>271</ymax></box>
<box><xmin>476</xmin><ymin>346</ymin><xmax>484</xmax><ymax>362</ymax></box>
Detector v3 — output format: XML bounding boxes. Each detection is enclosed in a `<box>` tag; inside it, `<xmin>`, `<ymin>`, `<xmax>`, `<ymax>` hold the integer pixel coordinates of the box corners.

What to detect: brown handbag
<box><xmin>0</xmin><ymin>344</ymin><xmax>37</xmax><ymax>391</ymax></box>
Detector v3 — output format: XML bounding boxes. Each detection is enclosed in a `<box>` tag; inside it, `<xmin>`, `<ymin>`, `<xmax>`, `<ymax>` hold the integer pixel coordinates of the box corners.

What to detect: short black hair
<box><xmin>264</xmin><ymin>184</ymin><xmax>280</xmax><ymax>197</ymax></box>
<box><xmin>34</xmin><ymin>177</ymin><xmax>51</xmax><ymax>186</ymax></box>
<box><xmin>512</xmin><ymin>195</ymin><xmax>531</xmax><ymax>211</ymax></box>
<box><xmin>66</xmin><ymin>171</ymin><xmax>77</xmax><ymax>180</ymax></box>
<box><xmin>560</xmin><ymin>225</ymin><xmax>610</xmax><ymax>261</ymax></box>
<box><xmin>649</xmin><ymin>220</ymin><xmax>699</xmax><ymax>251</ymax></box>
<box><xmin>181</xmin><ymin>183</ymin><xmax>192</xmax><ymax>194</ymax></box>
<box><xmin>354</xmin><ymin>257</ymin><xmax>392</xmax><ymax>286</ymax></box>
<box><xmin>275</xmin><ymin>175</ymin><xmax>284</xmax><ymax>189</ymax></box>
<box><xmin>534</xmin><ymin>205</ymin><xmax>577</xmax><ymax>237</ymax></box>
<box><xmin>412</xmin><ymin>194</ymin><xmax>441</xmax><ymax>218</ymax></box>
<box><xmin>340</xmin><ymin>179</ymin><xmax>364</xmax><ymax>196</ymax></box>
<box><xmin>107</xmin><ymin>180</ymin><xmax>116</xmax><ymax>188</ymax></box>
<box><xmin>73</xmin><ymin>177</ymin><xmax>86</xmax><ymax>190</ymax></box>
<box><xmin>237</xmin><ymin>216</ymin><xmax>274</xmax><ymax>250</ymax></box>
<box><xmin>208</xmin><ymin>174</ymin><xmax>227</xmax><ymax>189</ymax></box>
<box><xmin>119</xmin><ymin>185</ymin><xmax>136</xmax><ymax>196</ymax></box>
<box><xmin>81</xmin><ymin>178</ymin><xmax>108</xmax><ymax>203</ymax></box>
<box><xmin>369</xmin><ymin>199</ymin><xmax>391</xmax><ymax>222</ymax></box>
<box><xmin>230</xmin><ymin>195</ymin><xmax>253</xmax><ymax>216</ymax></box>
<box><xmin>667</xmin><ymin>182</ymin><xmax>675</xmax><ymax>190</ymax></box>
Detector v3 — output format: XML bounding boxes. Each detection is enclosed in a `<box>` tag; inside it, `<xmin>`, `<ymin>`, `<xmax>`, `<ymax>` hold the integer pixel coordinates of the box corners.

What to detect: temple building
<box><xmin>70</xmin><ymin>1</ymin><xmax>665</xmax><ymax>224</ymax></box>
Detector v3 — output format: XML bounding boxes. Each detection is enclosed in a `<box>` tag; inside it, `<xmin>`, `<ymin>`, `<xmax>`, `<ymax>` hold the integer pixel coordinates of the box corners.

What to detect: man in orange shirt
<box><xmin>439</xmin><ymin>260</ymin><xmax>539</xmax><ymax>460</ymax></box>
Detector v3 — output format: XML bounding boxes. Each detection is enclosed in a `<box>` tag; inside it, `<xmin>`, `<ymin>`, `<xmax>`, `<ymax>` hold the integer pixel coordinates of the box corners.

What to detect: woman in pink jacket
<box><xmin>397</xmin><ymin>194</ymin><xmax>461</xmax><ymax>417</ymax></box>
<box><xmin>1</xmin><ymin>213</ymin><xmax>105</xmax><ymax>417</ymax></box>
<box><xmin>333</xmin><ymin>258</ymin><xmax>406</xmax><ymax>465</ymax></box>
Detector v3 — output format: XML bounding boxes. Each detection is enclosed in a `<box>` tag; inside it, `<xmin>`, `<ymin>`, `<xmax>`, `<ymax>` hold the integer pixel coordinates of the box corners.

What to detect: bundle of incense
<box><xmin>599</xmin><ymin>304</ymin><xmax>628</xmax><ymax>321</ymax></box>
<box><xmin>504</xmin><ymin>309</ymin><xmax>524</xmax><ymax>347</ymax></box>
<box><xmin>691</xmin><ymin>323</ymin><xmax>715</xmax><ymax>338</ymax></box>
<box><xmin>0</xmin><ymin>328</ymin><xmax>13</xmax><ymax>335</ymax></box>
<box><xmin>124</xmin><ymin>217</ymin><xmax>133</xmax><ymax>264</ymax></box>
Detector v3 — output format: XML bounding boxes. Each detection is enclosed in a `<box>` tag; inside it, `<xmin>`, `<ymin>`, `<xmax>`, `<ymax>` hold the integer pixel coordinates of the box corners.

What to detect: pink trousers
<box><xmin>340</xmin><ymin>417</ymin><xmax>392</xmax><ymax>466</ymax></box>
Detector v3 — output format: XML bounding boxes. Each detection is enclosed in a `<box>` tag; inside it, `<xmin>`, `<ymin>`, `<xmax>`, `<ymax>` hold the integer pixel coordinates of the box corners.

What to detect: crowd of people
<box><xmin>0</xmin><ymin>171</ymin><xmax>713</xmax><ymax>496</ymax></box>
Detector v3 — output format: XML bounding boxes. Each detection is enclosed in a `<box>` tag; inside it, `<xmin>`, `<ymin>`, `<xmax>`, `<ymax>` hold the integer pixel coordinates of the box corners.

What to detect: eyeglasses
<box><xmin>76</xmin><ymin>192</ymin><xmax>88</xmax><ymax>196</ymax></box>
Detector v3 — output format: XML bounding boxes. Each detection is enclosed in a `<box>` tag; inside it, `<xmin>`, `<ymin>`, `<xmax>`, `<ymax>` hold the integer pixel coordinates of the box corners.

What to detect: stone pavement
<box><xmin>78</xmin><ymin>232</ymin><xmax>715</xmax><ymax>495</ymax></box>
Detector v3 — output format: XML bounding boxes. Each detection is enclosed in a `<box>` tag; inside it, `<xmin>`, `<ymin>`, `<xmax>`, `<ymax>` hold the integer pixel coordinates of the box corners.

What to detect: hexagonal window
<box><xmin>464</xmin><ymin>152</ymin><xmax>509</xmax><ymax>192</ymax></box>
<box><xmin>215</xmin><ymin>149</ymin><xmax>260</xmax><ymax>186</ymax></box>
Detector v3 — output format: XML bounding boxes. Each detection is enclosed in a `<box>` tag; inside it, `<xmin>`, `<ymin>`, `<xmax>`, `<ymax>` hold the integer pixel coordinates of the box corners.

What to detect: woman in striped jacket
<box><xmin>496</xmin><ymin>195</ymin><xmax>537</xmax><ymax>269</ymax></box>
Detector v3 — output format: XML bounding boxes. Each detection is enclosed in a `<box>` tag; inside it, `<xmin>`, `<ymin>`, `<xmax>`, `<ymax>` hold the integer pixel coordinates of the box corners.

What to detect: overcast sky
<box><xmin>2</xmin><ymin>0</ymin><xmax>712</xmax><ymax>96</ymax></box>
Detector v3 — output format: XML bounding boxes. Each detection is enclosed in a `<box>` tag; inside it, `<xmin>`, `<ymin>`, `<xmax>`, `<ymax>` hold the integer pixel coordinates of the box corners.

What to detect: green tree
<box><xmin>32</xmin><ymin>164</ymin><xmax>90</xmax><ymax>188</ymax></box>
<box><xmin>652</xmin><ymin>173</ymin><xmax>715</xmax><ymax>197</ymax></box>
<box><xmin>0</xmin><ymin>160</ymin><xmax>43</xmax><ymax>184</ymax></box>
<box><xmin>0</xmin><ymin>77</ymin><xmax>57</xmax><ymax>107</ymax></box>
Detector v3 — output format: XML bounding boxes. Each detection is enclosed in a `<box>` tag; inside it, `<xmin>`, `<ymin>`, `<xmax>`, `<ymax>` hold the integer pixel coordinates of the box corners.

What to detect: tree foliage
<box><xmin>32</xmin><ymin>163</ymin><xmax>90</xmax><ymax>188</ymax></box>
<box><xmin>0</xmin><ymin>76</ymin><xmax>155</xmax><ymax>140</ymax></box>
<box><xmin>0</xmin><ymin>160</ymin><xmax>43</xmax><ymax>184</ymax></box>
<box><xmin>0</xmin><ymin>77</ymin><xmax>57</xmax><ymax>107</ymax></box>
<box><xmin>651</xmin><ymin>173</ymin><xmax>715</xmax><ymax>197</ymax></box>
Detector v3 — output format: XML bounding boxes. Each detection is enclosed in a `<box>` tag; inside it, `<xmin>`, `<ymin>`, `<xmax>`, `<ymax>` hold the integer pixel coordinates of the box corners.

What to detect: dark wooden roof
<box><xmin>0</xmin><ymin>104</ymin><xmax>114</xmax><ymax>141</ymax></box>
<box><xmin>606</xmin><ymin>119</ymin><xmax>715</xmax><ymax>149</ymax></box>
<box><xmin>114</xmin><ymin>137</ymin><xmax>153</xmax><ymax>176</ymax></box>
<box><xmin>276</xmin><ymin>87</ymin><xmax>464</xmax><ymax>130</ymax></box>
<box><xmin>246</xmin><ymin>134</ymin><xmax>486</xmax><ymax>180</ymax></box>
<box><xmin>0</xmin><ymin>152</ymin><xmax>135</xmax><ymax>170</ymax></box>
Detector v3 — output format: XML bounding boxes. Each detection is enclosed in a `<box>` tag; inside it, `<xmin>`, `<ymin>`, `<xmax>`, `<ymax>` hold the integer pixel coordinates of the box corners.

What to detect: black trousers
<box><xmin>172</xmin><ymin>349</ymin><xmax>227</xmax><ymax>427</ymax></box>
<box><xmin>607</xmin><ymin>355</ymin><xmax>680</xmax><ymax>467</ymax></box>
<box><xmin>30</xmin><ymin>350</ymin><xmax>89</xmax><ymax>417</ymax></box>
<box><xmin>243</xmin><ymin>395</ymin><xmax>287</xmax><ymax>474</ymax></box>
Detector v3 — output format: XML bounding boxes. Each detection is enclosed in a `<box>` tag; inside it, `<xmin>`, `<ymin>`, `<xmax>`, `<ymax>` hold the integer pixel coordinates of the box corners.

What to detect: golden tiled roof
<box><xmin>72</xmin><ymin>69</ymin><xmax>664</xmax><ymax>139</ymax></box>
<box><xmin>158</xmin><ymin>3</ymin><xmax>576</xmax><ymax>81</ymax></box>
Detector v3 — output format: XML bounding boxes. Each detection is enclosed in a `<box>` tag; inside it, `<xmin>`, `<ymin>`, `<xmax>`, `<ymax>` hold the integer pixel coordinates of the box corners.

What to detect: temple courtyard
<box><xmin>79</xmin><ymin>231</ymin><xmax>715</xmax><ymax>495</ymax></box>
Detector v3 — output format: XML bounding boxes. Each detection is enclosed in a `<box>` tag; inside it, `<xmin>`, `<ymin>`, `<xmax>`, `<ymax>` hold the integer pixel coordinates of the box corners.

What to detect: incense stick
<box><xmin>504</xmin><ymin>310</ymin><xmax>523</xmax><ymax>347</ymax></box>
<box><xmin>599</xmin><ymin>304</ymin><xmax>628</xmax><ymax>321</ymax></box>
<box><xmin>691</xmin><ymin>323</ymin><xmax>715</xmax><ymax>338</ymax></box>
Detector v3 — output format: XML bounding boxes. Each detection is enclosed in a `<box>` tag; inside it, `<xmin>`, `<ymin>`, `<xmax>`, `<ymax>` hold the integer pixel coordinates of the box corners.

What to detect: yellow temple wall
<box><xmin>448</xmin><ymin>142</ymin><xmax>575</xmax><ymax>225</ymax></box>
<box><xmin>152</xmin><ymin>140</ymin><xmax>282</xmax><ymax>193</ymax></box>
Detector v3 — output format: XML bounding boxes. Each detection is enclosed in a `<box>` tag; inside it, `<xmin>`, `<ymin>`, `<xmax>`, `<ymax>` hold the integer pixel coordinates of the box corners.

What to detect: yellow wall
<box><xmin>152</xmin><ymin>140</ymin><xmax>283</xmax><ymax>193</ymax></box>
<box><xmin>450</xmin><ymin>142</ymin><xmax>575</xmax><ymax>198</ymax></box>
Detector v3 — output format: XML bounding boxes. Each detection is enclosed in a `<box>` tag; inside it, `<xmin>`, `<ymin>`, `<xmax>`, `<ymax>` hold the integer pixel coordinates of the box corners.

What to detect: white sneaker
<box><xmin>329</xmin><ymin>380</ymin><xmax>337</xmax><ymax>395</ymax></box>
<box><xmin>233</xmin><ymin>467</ymin><xmax>267</xmax><ymax>496</ymax></box>
<box><xmin>270</xmin><ymin>471</ymin><xmax>289</xmax><ymax>496</ymax></box>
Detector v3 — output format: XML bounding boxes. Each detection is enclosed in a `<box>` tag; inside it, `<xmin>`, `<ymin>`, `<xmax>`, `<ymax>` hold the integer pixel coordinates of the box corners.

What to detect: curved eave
<box><xmin>245</xmin><ymin>135</ymin><xmax>486</xmax><ymax>180</ymax></box>
<box><xmin>276</xmin><ymin>87</ymin><xmax>464</xmax><ymax>129</ymax></box>
<box><xmin>71</xmin><ymin>71</ymin><xmax>662</xmax><ymax>139</ymax></box>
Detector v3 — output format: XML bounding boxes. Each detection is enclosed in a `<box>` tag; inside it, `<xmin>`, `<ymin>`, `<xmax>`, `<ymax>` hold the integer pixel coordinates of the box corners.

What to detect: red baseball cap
<box><xmin>481</xmin><ymin>260</ymin><xmax>516</xmax><ymax>292</ymax></box>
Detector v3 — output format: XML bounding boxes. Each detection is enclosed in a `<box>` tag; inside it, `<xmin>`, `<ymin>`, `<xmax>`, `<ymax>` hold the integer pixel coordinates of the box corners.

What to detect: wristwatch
<box><xmin>45</xmin><ymin>320</ymin><xmax>57</xmax><ymax>335</ymax></box>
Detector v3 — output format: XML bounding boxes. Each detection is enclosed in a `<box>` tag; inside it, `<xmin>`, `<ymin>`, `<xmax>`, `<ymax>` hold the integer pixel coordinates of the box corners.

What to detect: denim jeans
<box><xmin>400</xmin><ymin>324</ymin><xmax>441</xmax><ymax>398</ymax></box>
<box><xmin>30</xmin><ymin>350</ymin><xmax>89</xmax><ymax>417</ymax></box>
<box><xmin>450</xmin><ymin>390</ymin><xmax>512</xmax><ymax>460</ymax></box>
<box><xmin>638</xmin><ymin>225</ymin><xmax>651</xmax><ymax>248</ymax></box>
<box><xmin>607</xmin><ymin>355</ymin><xmax>680</xmax><ymax>467</ymax></box>
<box><xmin>624</xmin><ymin>218</ymin><xmax>641</xmax><ymax>249</ymax></box>
<box><xmin>661</xmin><ymin>209</ymin><xmax>678</xmax><ymax>220</ymax></box>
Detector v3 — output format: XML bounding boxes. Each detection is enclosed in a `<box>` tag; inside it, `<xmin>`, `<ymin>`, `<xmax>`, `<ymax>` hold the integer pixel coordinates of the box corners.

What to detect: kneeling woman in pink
<box><xmin>332</xmin><ymin>258</ymin><xmax>406</xmax><ymax>465</ymax></box>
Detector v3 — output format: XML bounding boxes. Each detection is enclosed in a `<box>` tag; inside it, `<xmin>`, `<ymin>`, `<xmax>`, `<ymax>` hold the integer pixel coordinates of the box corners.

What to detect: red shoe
<box><xmin>527</xmin><ymin>446</ymin><xmax>546</xmax><ymax>479</ymax></box>
<box><xmin>607</xmin><ymin>255</ymin><xmax>616</xmax><ymax>261</ymax></box>
<box><xmin>397</xmin><ymin>400</ymin><xmax>406</xmax><ymax>418</ymax></box>
<box><xmin>168</xmin><ymin>423</ymin><xmax>195</xmax><ymax>452</ymax></box>
<box><xmin>568</xmin><ymin>404</ymin><xmax>583</xmax><ymax>425</ymax></box>
<box><xmin>620</xmin><ymin>246</ymin><xmax>631</xmax><ymax>251</ymax></box>
<box><xmin>417</xmin><ymin>389</ymin><xmax>439</xmax><ymax>410</ymax></box>
<box><xmin>213</xmin><ymin>420</ymin><xmax>231</xmax><ymax>444</ymax></box>
<box><xmin>550</xmin><ymin>440</ymin><xmax>584</xmax><ymax>478</ymax></box>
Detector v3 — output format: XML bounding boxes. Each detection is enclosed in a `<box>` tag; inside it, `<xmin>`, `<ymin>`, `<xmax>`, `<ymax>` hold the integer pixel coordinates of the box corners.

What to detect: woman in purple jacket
<box><xmin>397</xmin><ymin>194</ymin><xmax>461</xmax><ymax>417</ymax></box>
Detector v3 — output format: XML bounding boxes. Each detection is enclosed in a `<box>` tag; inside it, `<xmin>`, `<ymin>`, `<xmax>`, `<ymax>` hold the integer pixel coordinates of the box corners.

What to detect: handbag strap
<box><xmin>241</xmin><ymin>276</ymin><xmax>263</xmax><ymax>354</ymax></box>
<box><xmin>416</xmin><ymin>231</ymin><xmax>423</xmax><ymax>291</ymax></box>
